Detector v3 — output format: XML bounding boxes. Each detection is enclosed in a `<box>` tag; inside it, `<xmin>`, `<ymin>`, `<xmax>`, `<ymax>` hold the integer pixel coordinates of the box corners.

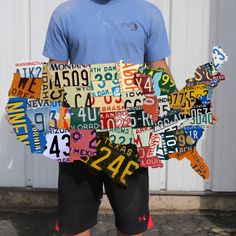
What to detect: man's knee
<box><xmin>117</xmin><ymin>229</ymin><xmax>143</xmax><ymax>236</ymax></box>
<box><xmin>63</xmin><ymin>229</ymin><xmax>90</xmax><ymax>236</ymax></box>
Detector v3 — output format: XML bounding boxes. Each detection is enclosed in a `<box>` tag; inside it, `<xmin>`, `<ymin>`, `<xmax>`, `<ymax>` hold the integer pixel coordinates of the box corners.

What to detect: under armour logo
<box><xmin>138</xmin><ymin>215</ymin><xmax>147</xmax><ymax>223</ymax></box>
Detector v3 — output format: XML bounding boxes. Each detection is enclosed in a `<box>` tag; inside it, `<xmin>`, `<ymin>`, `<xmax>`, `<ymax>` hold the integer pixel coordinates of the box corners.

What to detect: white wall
<box><xmin>0</xmin><ymin>0</ymin><xmax>30</xmax><ymax>187</ymax></box>
<box><xmin>0</xmin><ymin>0</ymin><xmax>235</xmax><ymax>191</ymax></box>
<box><xmin>206</xmin><ymin>0</ymin><xmax>236</xmax><ymax>191</ymax></box>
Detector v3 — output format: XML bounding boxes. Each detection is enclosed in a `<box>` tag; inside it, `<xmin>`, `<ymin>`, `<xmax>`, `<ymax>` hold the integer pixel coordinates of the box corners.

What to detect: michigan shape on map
<box><xmin>6</xmin><ymin>46</ymin><xmax>228</xmax><ymax>186</ymax></box>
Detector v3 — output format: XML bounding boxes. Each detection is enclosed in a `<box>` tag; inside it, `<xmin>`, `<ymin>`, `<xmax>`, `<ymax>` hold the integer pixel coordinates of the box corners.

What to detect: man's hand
<box><xmin>5</xmin><ymin>106</ymin><xmax>14</xmax><ymax>134</ymax></box>
<box><xmin>208</xmin><ymin>101</ymin><xmax>218</xmax><ymax>127</ymax></box>
<box><xmin>5</xmin><ymin>107</ymin><xmax>11</xmax><ymax>124</ymax></box>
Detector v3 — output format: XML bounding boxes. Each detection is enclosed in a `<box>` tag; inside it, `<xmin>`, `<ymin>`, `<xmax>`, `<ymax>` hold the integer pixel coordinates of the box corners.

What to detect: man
<box><xmin>43</xmin><ymin>0</ymin><xmax>174</xmax><ymax>235</ymax></box>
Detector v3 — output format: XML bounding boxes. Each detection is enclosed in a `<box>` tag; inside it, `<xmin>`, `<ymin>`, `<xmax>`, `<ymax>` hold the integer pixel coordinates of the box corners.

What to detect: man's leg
<box><xmin>104</xmin><ymin>168</ymin><xmax>149</xmax><ymax>236</ymax></box>
<box><xmin>117</xmin><ymin>230</ymin><xmax>143</xmax><ymax>236</ymax></box>
<box><xmin>58</xmin><ymin>162</ymin><xmax>103</xmax><ymax>235</ymax></box>
<box><xmin>63</xmin><ymin>229</ymin><xmax>90</xmax><ymax>236</ymax></box>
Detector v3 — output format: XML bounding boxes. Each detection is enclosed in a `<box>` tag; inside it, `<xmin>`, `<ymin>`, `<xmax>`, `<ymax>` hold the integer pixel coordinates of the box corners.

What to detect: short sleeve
<box><xmin>43</xmin><ymin>13</ymin><xmax>69</xmax><ymax>61</ymax></box>
<box><xmin>144</xmin><ymin>8</ymin><xmax>171</xmax><ymax>63</ymax></box>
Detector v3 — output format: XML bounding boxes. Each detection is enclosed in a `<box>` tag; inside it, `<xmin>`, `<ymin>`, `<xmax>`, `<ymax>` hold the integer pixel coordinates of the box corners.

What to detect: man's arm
<box><xmin>147</xmin><ymin>59</ymin><xmax>174</xmax><ymax>82</ymax></box>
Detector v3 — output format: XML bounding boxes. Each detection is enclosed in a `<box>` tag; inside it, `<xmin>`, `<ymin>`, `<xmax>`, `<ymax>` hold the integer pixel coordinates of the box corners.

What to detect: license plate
<box><xmin>143</xmin><ymin>94</ymin><xmax>159</xmax><ymax>122</ymax></box>
<box><xmin>158</xmin><ymin>72</ymin><xmax>176</xmax><ymax>95</ymax></box>
<box><xmin>91</xmin><ymin>80</ymin><xmax>121</xmax><ymax>97</ymax></box>
<box><xmin>50</xmin><ymin>64</ymin><xmax>91</xmax><ymax>87</ymax></box>
<box><xmin>133</xmin><ymin>127</ymin><xmax>153</xmax><ymax>147</ymax></box>
<box><xmin>70</xmin><ymin>107</ymin><xmax>100</xmax><ymax>129</ymax></box>
<box><xmin>100</xmin><ymin>111</ymin><xmax>131</xmax><ymax>129</ymax></box>
<box><xmin>64</xmin><ymin>86</ymin><xmax>91</xmax><ymax>107</ymax></box>
<box><xmin>158</xmin><ymin>95</ymin><xmax>170</xmax><ymax>117</ymax></box>
<box><xmin>40</xmin><ymin>63</ymin><xmax>51</xmax><ymax>100</ymax></box>
<box><xmin>168</xmin><ymin>148</ymin><xmax>209</xmax><ymax>179</ymax></box>
<box><xmin>109</xmin><ymin>128</ymin><xmax>134</xmax><ymax>145</ymax></box>
<box><xmin>80</xmin><ymin>132</ymin><xmax>139</xmax><ymax>186</ymax></box>
<box><xmin>128</xmin><ymin>109</ymin><xmax>154</xmax><ymax>128</ymax></box>
<box><xmin>183</xmin><ymin>126</ymin><xmax>204</xmax><ymax>141</ymax></box>
<box><xmin>189</xmin><ymin>113</ymin><xmax>213</xmax><ymax>126</ymax></box>
<box><xmin>26</xmin><ymin>99</ymin><xmax>50</xmax><ymax>134</ymax></box>
<box><xmin>70</xmin><ymin>129</ymin><xmax>97</xmax><ymax>161</ymax></box>
<box><xmin>154</xmin><ymin>110</ymin><xmax>185</xmax><ymax>130</ymax></box>
<box><xmin>9</xmin><ymin>73</ymin><xmax>42</xmax><ymax>99</ymax></box>
<box><xmin>212</xmin><ymin>45</ymin><xmax>228</xmax><ymax>70</ymax></box>
<box><xmin>168</xmin><ymin>84</ymin><xmax>208</xmax><ymax>114</ymax></box>
<box><xmin>50</xmin><ymin>102</ymin><xmax>70</xmax><ymax>129</ymax></box>
<box><xmin>92</xmin><ymin>96</ymin><xmax>125</xmax><ymax>112</ymax></box>
<box><xmin>121</xmin><ymin>90</ymin><xmax>145</xmax><ymax>110</ymax></box>
<box><xmin>138</xmin><ymin>147</ymin><xmax>164</xmax><ymax>168</ymax></box>
<box><xmin>7</xmin><ymin>97</ymin><xmax>46</xmax><ymax>154</ymax></box>
<box><xmin>134</xmin><ymin>72</ymin><xmax>154</xmax><ymax>94</ymax></box>
<box><xmin>116</xmin><ymin>61</ymin><xmax>140</xmax><ymax>92</ymax></box>
<box><xmin>159</xmin><ymin>130</ymin><xmax>178</xmax><ymax>155</ymax></box>
<box><xmin>15</xmin><ymin>61</ymin><xmax>43</xmax><ymax>78</ymax></box>
<box><xmin>174</xmin><ymin>128</ymin><xmax>196</xmax><ymax>153</ymax></box>
<box><xmin>91</xmin><ymin>63</ymin><xmax>117</xmax><ymax>81</ymax></box>
<box><xmin>44</xmin><ymin>128</ymin><xmax>71</xmax><ymax>162</ymax></box>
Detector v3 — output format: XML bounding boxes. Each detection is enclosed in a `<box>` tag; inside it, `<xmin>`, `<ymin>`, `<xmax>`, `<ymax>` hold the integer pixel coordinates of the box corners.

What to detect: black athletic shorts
<box><xmin>58</xmin><ymin>161</ymin><xmax>150</xmax><ymax>235</ymax></box>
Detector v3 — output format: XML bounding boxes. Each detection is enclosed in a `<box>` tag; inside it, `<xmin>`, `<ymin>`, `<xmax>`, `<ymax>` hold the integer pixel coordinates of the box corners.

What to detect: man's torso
<box><xmin>52</xmin><ymin>0</ymin><xmax>157</xmax><ymax>64</ymax></box>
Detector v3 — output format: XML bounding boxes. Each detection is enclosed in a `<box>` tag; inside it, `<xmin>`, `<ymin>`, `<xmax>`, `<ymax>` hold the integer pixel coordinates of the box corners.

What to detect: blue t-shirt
<box><xmin>43</xmin><ymin>0</ymin><xmax>171</xmax><ymax>64</ymax></box>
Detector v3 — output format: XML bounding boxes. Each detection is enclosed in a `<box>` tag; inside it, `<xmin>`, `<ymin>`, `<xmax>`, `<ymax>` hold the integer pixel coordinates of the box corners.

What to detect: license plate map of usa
<box><xmin>6</xmin><ymin>46</ymin><xmax>228</xmax><ymax>186</ymax></box>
